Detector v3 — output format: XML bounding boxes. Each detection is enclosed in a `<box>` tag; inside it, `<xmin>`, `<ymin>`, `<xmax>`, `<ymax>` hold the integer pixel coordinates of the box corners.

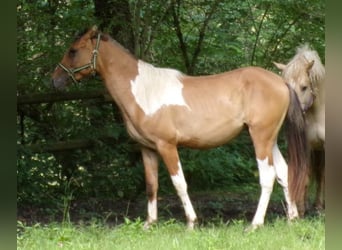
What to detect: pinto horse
<box><xmin>52</xmin><ymin>26</ymin><xmax>308</xmax><ymax>230</ymax></box>
<box><xmin>274</xmin><ymin>44</ymin><xmax>325</xmax><ymax>215</ymax></box>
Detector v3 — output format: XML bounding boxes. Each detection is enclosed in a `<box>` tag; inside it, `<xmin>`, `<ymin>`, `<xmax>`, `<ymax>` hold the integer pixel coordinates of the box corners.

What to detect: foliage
<box><xmin>17</xmin><ymin>0</ymin><xmax>325</xmax><ymax>219</ymax></box>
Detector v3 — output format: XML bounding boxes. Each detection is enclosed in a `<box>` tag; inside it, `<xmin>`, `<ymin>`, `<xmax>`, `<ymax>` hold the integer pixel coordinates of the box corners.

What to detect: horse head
<box><xmin>51</xmin><ymin>25</ymin><xmax>101</xmax><ymax>89</ymax></box>
<box><xmin>274</xmin><ymin>57</ymin><xmax>315</xmax><ymax>112</ymax></box>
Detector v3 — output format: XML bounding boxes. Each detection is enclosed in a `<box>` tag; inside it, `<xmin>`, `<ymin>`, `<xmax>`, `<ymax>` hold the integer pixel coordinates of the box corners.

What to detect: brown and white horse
<box><xmin>274</xmin><ymin>44</ymin><xmax>325</xmax><ymax>215</ymax></box>
<box><xmin>52</xmin><ymin>26</ymin><xmax>308</xmax><ymax>230</ymax></box>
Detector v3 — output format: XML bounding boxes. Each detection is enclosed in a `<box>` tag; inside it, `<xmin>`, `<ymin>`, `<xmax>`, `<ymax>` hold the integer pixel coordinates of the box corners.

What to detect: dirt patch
<box><xmin>17</xmin><ymin>191</ymin><xmax>291</xmax><ymax>226</ymax></box>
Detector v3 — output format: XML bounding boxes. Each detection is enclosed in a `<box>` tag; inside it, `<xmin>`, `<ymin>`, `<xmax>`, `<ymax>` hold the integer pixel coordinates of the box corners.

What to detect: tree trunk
<box><xmin>93</xmin><ymin>0</ymin><xmax>135</xmax><ymax>53</ymax></box>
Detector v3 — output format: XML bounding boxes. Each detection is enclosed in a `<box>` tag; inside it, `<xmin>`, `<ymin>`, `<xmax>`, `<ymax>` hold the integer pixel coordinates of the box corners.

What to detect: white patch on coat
<box><xmin>130</xmin><ymin>60</ymin><xmax>190</xmax><ymax>116</ymax></box>
<box><xmin>170</xmin><ymin>162</ymin><xmax>197</xmax><ymax>223</ymax></box>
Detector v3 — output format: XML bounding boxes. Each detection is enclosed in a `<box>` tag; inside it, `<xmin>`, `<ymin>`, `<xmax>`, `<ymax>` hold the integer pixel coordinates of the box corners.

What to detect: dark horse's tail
<box><xmin>285</xmin><ymin>84</ymin><xmax>309</xmax><ymax>204</ymax></box>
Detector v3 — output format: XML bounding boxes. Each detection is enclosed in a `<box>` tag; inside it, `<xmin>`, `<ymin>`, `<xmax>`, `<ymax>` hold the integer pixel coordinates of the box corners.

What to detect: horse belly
<box><xmin>178</xmin><ymin>118</ymin><xmax>244</xmax><ymax>148</ymax></box>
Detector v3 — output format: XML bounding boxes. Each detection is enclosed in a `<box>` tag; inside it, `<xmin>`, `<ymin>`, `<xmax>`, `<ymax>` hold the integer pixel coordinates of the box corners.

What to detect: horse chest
<box><xmin>306</xmin><ymin>110</ymin><xmax>325</xmax><ymax>146</ymax></box>
<box><xmin>306</xmin><ymin>122</ymin><xmax>324</xmax><ymax>149</ymax></box>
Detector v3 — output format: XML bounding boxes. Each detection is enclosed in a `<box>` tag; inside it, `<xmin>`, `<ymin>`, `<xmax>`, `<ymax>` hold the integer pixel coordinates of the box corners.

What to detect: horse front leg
<box><xmin>157</xmin><ymin>142</ymin><xmax>197</xmax><ymax>229</ymax></box>
<box><xmin>313</xmin><ymin>149</ymin><xmax>325</xmax><ymax>211</ymax></box>
<box><xmin>141</xmin><ymin>147</ymin><xmax>159</xmax><ymax>229</ymax></box>
<box><xmin>315</xmin><ymin>168</ymin><xmax>325</xmax><ymax>211</ymax></box>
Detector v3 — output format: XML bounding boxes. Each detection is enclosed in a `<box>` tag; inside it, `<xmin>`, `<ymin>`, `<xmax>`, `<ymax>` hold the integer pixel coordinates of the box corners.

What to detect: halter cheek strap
<box><xmin>58</xmin><ymin>33</ymin><xmax>101</xmax><ymax>84</ymax></box>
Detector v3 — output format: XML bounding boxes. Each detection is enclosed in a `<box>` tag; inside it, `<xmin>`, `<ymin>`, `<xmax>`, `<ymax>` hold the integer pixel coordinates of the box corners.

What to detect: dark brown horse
<box><xmin>52</xmin><ymin>26</ymin><xmax>308</xmax><ymax>230</ymax></box>
<box><xmin>275</xmin><ymin>44</ymin><xmax>325</xmax><ymax>215</ymax></box>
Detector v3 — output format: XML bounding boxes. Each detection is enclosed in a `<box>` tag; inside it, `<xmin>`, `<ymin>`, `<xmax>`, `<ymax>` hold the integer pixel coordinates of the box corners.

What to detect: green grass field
<box><xmin>17</xmin><ymin>215</ymin><xmax>324</xmax><ymax>250</ymax></box>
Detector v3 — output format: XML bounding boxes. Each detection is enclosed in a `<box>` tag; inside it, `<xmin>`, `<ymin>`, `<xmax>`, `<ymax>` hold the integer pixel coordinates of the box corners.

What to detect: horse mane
<box><xmin>94</xmin><ymin>32</ymin><xmax>139</xmax><ymax>61</ymax></box>
<box><xmin>73</xmin><ymin>28</ymin><xmax>90</xmax><ymax>42</ymax></box>
<box><xmin>102</xmin><ymin>32</ymin><xmax>184</xmax><ymax>77</ymax></box>
<box><xmin>285</xmin><ymin>44</ymin><xmax>325</xmax><ymax>91</ymax></box>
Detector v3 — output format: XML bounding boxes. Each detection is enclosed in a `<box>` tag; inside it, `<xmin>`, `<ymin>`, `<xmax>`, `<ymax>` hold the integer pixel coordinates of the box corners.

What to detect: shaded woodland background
<box><xmin>17</xmin><ymin>0</ymin><xmax>324</xmax><ymax>223</ymax></box>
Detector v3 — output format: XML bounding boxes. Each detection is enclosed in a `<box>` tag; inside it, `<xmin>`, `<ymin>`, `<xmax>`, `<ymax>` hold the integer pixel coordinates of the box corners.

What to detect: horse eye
<box><xmin>301</xmin><ymin>86</ymin><xmax>308</xmax><ymax>92</ymax></box>
<box><xmin>68</xmin><ymin>48</ymin><xmax>77</xmax><ymax>57</ymax></box>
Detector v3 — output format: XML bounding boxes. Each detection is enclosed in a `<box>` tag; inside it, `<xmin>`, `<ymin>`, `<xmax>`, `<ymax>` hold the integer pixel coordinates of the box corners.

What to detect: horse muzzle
<box><xmin>303</xmin><ymin>93</ymin><xmax>316</xmax><ymax>113</ymax></box>
<box><xmin>51</xmin><ymin>74</ymin><xmax>69</xmax><ymax>90</ymax></box>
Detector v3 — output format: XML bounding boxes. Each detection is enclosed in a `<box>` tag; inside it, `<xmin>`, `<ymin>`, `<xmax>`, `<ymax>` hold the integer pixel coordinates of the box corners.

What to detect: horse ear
<box><xmin>273</xmin><ymin>62</ymin><xmax>286</xmax><ymax>70</ymax></box>
<box><xmin>89</xmin><ymin>25</ymin><xmax>99</xmax><ymax>37</ymax></box>
<box><xmin>306</xmin><ymin>60</ymin><xmax>314</xmax><ymax>72</ymax></box>
<box><xmin>83</xmin><ymin>25</ymin><xmax>99</xmax><ymax>40</ymax></box>
<box><xmin>91</xmin><ymin>25</ymin><xmax>98</xmax><ymax>33</ymax></box>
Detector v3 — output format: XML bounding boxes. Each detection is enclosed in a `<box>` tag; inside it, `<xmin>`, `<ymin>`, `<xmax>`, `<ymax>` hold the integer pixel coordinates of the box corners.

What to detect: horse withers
<box><xmin>274</xmin><ymin>44</ymin><xmax>325</xmax><ymax>216</ymax></box>
<box><xmin>52</xmin><ymin>26</ymin><xmax>308</xmax><ymax>230</ymax></box>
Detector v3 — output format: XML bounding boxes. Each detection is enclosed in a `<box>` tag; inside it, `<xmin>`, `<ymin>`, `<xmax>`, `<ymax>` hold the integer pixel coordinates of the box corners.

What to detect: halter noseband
<box><xmin>58</xmin><ymin>33</ymin><xmax>101</xmax><ymax>84</ymax></box>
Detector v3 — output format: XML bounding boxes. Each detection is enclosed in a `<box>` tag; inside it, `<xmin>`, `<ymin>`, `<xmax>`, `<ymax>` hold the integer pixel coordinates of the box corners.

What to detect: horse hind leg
<box><xmin>272</xmin><ymin>143</ymin><xmax>299</xmax><ymax>220</ymax></box>
<box><xmin>249</xmin><ymin>155</ymin><xmax>276</xmax><ymax>231</ymax></box>
<box><xmin>248</xmin><ymin>126</ymin><xmax>298</xmax><ymax>231</ymax></box>
<box><xmin>249</xmin><ymin>141</ymin><xmax>299</xmax><ymax>232</ymax></box>
<box><xmin>141</xmin><ymin>147</ymin><xmax>159</xmax><ymax>229</ymax></box>
<box><xmin>247</xmin><ymin>130</ymin><xmax>277</xmax><ymax>230</ymax></box>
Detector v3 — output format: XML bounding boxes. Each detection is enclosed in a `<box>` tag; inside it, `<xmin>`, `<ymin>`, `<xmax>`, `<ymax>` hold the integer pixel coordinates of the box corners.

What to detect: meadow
<box><xmin>17</xmin><ymin>215</ymin><xmax>324</xmax><ymax>250</ymax></box>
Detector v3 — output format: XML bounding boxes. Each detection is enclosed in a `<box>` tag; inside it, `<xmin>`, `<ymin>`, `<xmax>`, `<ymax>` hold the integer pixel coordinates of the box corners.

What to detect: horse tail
<box><xmin>285</xmin><ymin>84</ymin><xmax>309</xmax><ymax>203</ymax></box>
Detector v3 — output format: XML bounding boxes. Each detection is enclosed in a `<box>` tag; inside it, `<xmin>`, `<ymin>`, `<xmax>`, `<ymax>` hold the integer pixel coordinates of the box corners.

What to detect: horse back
<box><xmin>131</xmin><ymin>66</ymin><xmax>290</xmax><ymax>149</ymax></box>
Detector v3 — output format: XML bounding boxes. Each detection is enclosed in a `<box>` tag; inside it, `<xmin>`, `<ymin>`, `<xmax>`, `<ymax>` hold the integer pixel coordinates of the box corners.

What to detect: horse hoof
<box><xmin>288</xmin><ymin>215</ymin><xmax>299</xmax><ymax>222</ymax></box>
<box><xmin>314</xmin><ymin>203</ymin><xmax>324</xmax><ymax>212</ymax></box>
<box><xmin>287</xmin><ymin>209</ymin><xmax>299</xmax><ymax>221</ymax></box>
<box><xmin>143</xmin><ymin>221</ymin><xmax>154</xmax><ymax>230</ymax></box>
<box><xmin>314</xmin><ymin>205</ymin><xmax>325</xmax><ymax>216</ymax></box>
<box><xmin>186</xmin><ymin>221</ymin><xmax>196</xmax><ymax>230</ymax></box>
<box><xmin>244</xmin><ymin>224</ymin><xmax>262</xmax><ymax>233</ymax></box>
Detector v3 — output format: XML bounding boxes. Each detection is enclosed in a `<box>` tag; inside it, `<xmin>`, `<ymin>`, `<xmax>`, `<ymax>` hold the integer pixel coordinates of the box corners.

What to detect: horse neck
<box><xmin>307</xmin><ymin>52</ymin><xmax>325</xmax><ymax>107</ymax></box>
<box><xmin>310</xmin><ymin>78</ymin><xmax>325</xmax><ymax>115</ymax></box>
<box><xmin>96</xmin><ymin>40</ymin><xmax>138</xmax><ymax>82</ymax></box>
<box><xmin>313</xmin><ymin>74</ymin><xmax>325</xmax><ymax>106</ymax></box>
<box><xmin>95</xmin><ymin>40</ymin><xmax>139</xmax><ymax>113</ymax></box>
<box><xmin>317</xmin><ymin>79</ymin><xmax>325</xmax><ymax>101</ymax></box>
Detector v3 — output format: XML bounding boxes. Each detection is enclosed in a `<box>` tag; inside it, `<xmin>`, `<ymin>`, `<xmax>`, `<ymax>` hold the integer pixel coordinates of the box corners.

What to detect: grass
<box><xmin>17</xmin><ymin>215</ymin><xmax>324</xmax><ymax>250</ymax></box>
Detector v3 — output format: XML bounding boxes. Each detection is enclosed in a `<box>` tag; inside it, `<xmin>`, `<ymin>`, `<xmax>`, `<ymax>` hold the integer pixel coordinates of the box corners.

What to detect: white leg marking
<box><xmin>251</xmin><ymin>157</ymin><xmax>276</xmax><ymax>227</ymax></box>
<box><xmin>144</xmin><ymin>198</ymin><xmax>157</xmax><ymax>229</ymax></box>
<box><xmin>171</xmin><ymin>162</ymin><xmax>197</xmax><ymax>228</ymax></box>
<box><xmin>272</xmin><ymin>144</ymin><xmax>298</xmax><ymax>219</ymax></box>
<box><xmin>147</xmin><ymin>199</ymin><xmax>157</xmax><ymax>223</ymax></box>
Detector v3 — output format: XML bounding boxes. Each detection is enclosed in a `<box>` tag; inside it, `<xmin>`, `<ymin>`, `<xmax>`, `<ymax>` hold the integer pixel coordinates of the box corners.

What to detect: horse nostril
<box><xmin>51</xmin><ymin>79</ymin><xmax>61</xmax><ymax>90</ymax></box>
<box><xmin>51</xmin><ymin>78</ymin><xmax>65</xmax><ymax>90</ymax></box>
